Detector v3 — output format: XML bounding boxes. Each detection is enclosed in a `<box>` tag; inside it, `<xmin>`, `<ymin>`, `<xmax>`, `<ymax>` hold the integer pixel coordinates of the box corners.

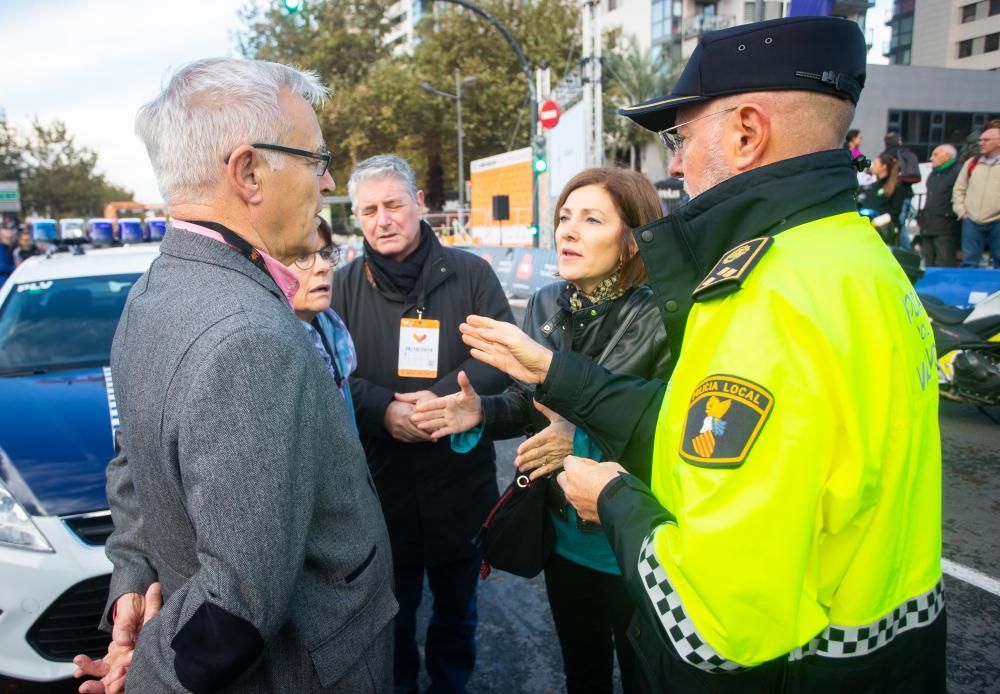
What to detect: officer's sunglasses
<box><xmin>224</xmin><ymin>143</ymin><xmax>332</xmax><ymax>177</ymax></box>
<box><xmin>658</xmin><ymin>107</ymin><xmax>738</xmax><ymax>156</ymax></box>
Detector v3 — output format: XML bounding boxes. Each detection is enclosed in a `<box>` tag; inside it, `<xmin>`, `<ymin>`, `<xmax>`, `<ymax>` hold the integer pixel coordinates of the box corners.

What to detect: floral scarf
<box><xmin>557</xmin><ymin>270</ymin><xmax>626</xmax><ymax>312</ymax></box>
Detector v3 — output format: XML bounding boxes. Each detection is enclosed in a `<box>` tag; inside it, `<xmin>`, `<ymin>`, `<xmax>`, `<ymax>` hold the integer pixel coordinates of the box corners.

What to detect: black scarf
<box><xmin>363</xmin><ymin>222</ymin><xmax>433</xmax><ymax>297</ymax></box>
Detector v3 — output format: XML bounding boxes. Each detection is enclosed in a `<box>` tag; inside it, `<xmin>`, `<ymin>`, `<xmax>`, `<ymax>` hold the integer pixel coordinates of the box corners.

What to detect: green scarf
<box><xmin>933</xmin><ymin>158</ymin><xmax>957</xmax><ymax>173</ymax></box>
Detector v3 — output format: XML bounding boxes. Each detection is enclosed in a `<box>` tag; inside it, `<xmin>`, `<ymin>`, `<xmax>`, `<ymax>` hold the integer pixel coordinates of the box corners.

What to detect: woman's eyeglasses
<box><xmin>294</xmin><ymin>245</ymin><xmax>340</xmax><ymax>270</ymax></box>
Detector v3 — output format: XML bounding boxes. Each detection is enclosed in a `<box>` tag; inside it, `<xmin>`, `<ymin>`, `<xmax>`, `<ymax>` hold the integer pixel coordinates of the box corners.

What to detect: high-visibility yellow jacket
<box><xmin>647</xmin><ymin>211</ymin><xmax>941</xmax><ymax>667</ymax></box>
<box><xmin>537</xmin><ymin>150</ymin><xmax>944</xmax><ymax>688</ymax></box>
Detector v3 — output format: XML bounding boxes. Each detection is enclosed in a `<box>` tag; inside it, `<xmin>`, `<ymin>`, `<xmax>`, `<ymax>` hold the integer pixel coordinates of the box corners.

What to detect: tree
<box><xmin>237</xmin><ymin>0</ymin><xmax>580</xmax><ymax>210</ymax></box>
<box><xmin>237</xmin><ymin>0</ymin><xmax>396</xmax><ymax>193</ymax></box>
<box><xmin>603</xmin><ymin>36</ymin><xmax>679</xmax><ymax>171</ymax></box>
<box><xmin>411</xmin><ymin>0</ymin><xmax>580</xmax><ymax>205</ymax></box>
<box><xmin>0</xmin><ymin>111</ymin><xmax>23</xmax><ymax>182</ymax></box>
<box><xmin>18</xmin><ymin>119</ymin><xmax>133</xmax><ymax>218</ymax></box>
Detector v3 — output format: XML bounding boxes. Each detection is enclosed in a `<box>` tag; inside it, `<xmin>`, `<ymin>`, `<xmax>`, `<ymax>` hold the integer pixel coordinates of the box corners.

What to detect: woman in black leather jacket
<box><xmin>414</xmin><ymin>167</ymin><xmax>672</xmax><ymax>694</ymax></box>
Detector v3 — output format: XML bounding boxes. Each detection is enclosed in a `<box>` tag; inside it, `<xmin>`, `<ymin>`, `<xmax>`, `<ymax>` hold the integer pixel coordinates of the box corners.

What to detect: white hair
<box><xmin>135</xmin><ymin>57</ymin><xmax>329</xmax><ymax>205</ymax></box>
<box><xmin>934</xmin><ymin>144</ymin><xmax>957</xmax><ymax>159</ymax></box>
<box><xmin>347</xmin><ymin>154</ymin><xmax>418</xmax><ymax>210</ymax></box>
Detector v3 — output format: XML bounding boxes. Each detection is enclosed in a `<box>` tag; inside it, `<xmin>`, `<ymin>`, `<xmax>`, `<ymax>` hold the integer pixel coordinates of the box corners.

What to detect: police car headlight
<box><xmin>0</xmin><ymin>483</ymin><xmax>54</xmax><ymax>552</ymax></box>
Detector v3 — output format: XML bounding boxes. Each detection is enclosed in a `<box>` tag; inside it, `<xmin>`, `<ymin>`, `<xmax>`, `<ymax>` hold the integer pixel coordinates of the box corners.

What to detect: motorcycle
<box><xmin>920</xmin><ymin>289</ymin><xmax>1000</xmax><ymax>418</ymax></box>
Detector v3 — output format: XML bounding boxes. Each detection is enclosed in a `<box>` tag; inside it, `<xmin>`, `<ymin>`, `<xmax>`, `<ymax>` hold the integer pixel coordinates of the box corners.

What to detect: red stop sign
<box><xmin>539</xmin><ymin>100</ymin><xmax>560</xmax><ymax>129</ymax></box>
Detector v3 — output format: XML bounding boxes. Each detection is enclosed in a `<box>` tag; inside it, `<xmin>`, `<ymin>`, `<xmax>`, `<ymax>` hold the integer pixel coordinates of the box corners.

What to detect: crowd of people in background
<box><xmin>0</xmin><ymin>225</ymin><xmax>44</xmax><ymax>285</ymax></box>
<box><xmin>848</xmin><ymin>118</ymin><xmax>1000</xmax><ymax>268</ymax></box>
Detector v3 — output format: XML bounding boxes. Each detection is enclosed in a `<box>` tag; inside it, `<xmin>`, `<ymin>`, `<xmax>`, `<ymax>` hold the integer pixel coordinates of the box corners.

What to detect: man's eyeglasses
<box><xmin>224</xmin><ymin>143</ymin><xmax>332</xmax><ymax>177</ymax></box>
<box><xmin>658</xmin><ymin>107</ymin><xmax>738</xmax><ymax>156</ymax></box>
<box><xmin>294</xmin><ymin>244</ymin><xmax>340</xmax><ymax>270</ymax></box>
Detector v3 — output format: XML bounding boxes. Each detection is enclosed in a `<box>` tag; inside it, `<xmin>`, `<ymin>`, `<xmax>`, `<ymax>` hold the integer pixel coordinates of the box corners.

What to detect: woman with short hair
<box><xmin>287</xmin><ymin>217</ymin><xmax>357</xmax><ymax>426</ymax></box>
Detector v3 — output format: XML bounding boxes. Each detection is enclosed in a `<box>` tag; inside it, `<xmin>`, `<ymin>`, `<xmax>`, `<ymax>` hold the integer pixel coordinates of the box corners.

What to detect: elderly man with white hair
<box><xmin>919</xmin><ymin>144</ymin><xmax>961</xmax><ymax>267</ymax></box>
<box><xmin>73</xmin><ymin>58</ymin><xmax>396</xmax><ymax>693</ymax></box>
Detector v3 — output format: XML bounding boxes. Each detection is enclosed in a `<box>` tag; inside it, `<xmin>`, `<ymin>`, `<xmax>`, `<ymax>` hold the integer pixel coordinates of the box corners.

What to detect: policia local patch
<box><xmin>680</xmin><ymin>375</ymin><xmax>774</xmax><ymax>469</ymax></box>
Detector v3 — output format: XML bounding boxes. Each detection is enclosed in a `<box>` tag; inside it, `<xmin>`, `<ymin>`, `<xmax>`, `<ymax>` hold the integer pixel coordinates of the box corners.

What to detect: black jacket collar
<box><xmin>366</xmin><ymin>221</ymin><xmax>453</xmax><ymax>306</ymax></box>
<box><xmin>634</xmin><ymin>148</ymin><xmax>860</xmax><ymax>356</ymax></box>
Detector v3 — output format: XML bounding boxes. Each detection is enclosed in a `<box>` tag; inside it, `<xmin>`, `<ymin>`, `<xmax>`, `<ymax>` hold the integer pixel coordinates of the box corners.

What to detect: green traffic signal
<box><xmin>533</xmin><ymin>157</ymin><xmax>547</xmax><ymax>174</ymax></box>
<box><xmin>283</xmin><ymin>0</ymin><xmax>302</xmax><ymax>13</ymax></box>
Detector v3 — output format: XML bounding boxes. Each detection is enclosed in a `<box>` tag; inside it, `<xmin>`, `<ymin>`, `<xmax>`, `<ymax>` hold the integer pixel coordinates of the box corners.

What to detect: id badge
<box><xmin>398</xmin><ymin>318</ymin><xmax>440</xmax><ymax>378</ymax></box>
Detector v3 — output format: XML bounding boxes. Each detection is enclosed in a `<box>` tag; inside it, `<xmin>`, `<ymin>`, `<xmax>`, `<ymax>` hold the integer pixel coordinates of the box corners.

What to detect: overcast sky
<box><xmin>3</xmin><ymin>0</ymin><xmax>250</xmax><ymax>202</ymax></box>
<box><xmin>2</xmin><ymin>0</ymin><xmax>892</xmax><ymax>205</ymax></box>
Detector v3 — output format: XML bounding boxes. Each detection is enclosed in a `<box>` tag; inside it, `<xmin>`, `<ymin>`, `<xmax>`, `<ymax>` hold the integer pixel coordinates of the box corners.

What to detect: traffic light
<box><xmin>532</xmin><ymin>135</ymin><xmax>547</xmax><ymax>174</ymax></box>
<box><xmin>283</xmin><ymin>0</ymin><xmax>302</xmax><ymax>13</ymax></box>
<box><xmin>529</xmin><ymin>224</ymin><xmax>539</xmax><ymax>236</ymax></box>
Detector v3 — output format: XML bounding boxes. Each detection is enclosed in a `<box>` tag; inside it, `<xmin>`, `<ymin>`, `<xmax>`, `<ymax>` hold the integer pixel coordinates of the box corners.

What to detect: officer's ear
<box><xmin>729</xmin><ymin>103</ymin><xmax>771</xmax><ymax>172</ymax></box>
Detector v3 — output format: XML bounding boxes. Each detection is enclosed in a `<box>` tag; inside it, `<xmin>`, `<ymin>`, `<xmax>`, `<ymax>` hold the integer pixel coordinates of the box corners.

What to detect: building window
<box><xmin>986</xmin><ymin>33</ymin><xmax>1000</xmax><ymax>52</ymax></box>
<box><xmin>651</xmin><ymin>0</ymin><xmax>682</xmax><ymax>43</ymax></box>
<box><xmin>887</xmin><ymin>109</ymin><xmax>1000</xmax><ymax>162</ymax></box>
<box><xmin>961</xmin><ymin>3</ymin><xmax>977</xmax><ymax>22</ymax></box>
<box><xmin>651</xmin><ymin>0</ymin><xmax>669</xmax><ymax>41</ymax></box>
<box><xmin>886</xmin><ymin>11</ymin><xmax>914</xmax><ymax>64</ymax></box>
<box><xmin>958</xmin><ymin>39</ymin><xmax>974</xmax><ymax>57</ymax></box>
<box><xmin>609</xmin><ymin>0</ymin><xmax>620</xmax><ymax>10</ymax></box>
<box><xmin>991</xmin><ymin>0</ymin><xmax>1000</xmax><ymax>16</ymax></box>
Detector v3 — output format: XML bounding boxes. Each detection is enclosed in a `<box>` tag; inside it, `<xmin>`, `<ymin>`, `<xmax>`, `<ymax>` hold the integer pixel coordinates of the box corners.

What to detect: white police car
<box><xmin>0</xmin><ymin>244</ymin><xmax>158</xmax><ymax>682</ymax></box>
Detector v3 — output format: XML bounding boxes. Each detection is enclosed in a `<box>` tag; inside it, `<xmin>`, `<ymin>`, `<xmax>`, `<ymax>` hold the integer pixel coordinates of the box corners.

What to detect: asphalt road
<box><xmin>6</xmin><ymin>321</ymin><xmax>999</xmax><ymax>694</ymax></box>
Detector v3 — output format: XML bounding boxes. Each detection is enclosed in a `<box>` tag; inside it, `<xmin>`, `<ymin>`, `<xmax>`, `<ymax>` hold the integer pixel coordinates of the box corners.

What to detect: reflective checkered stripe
<box><xmin>788</xmin><ymin>579</ymin><xmax>945</xmax><ymax>661</ymax></box>
<box><xmin>103</xmin><ymin>366</ymin><xmax>120</xmax><ymax>445</ymax></box>
<box><xmin>638</xmin><ymin>532</ymin><xmax>946</xmax><ymax>672</ymax></box>
<box><xmin>638</xmin><ymin>534</ymin><xmax>747</xmax><ymax>672</ymax></box>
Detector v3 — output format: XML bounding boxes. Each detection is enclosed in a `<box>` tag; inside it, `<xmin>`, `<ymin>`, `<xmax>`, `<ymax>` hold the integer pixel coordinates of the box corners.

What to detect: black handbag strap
<box><xmin>595</xmin><ymin>289</ymin><xmax>647</xmax><ymax>366</ymax></box>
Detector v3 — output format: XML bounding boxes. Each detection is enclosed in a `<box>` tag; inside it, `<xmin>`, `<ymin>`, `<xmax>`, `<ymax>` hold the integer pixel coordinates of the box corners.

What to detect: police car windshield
<box><xmin>0</xmin><ymin>274</ymin><xmax>139</xmax><ymax>376</ymax></box>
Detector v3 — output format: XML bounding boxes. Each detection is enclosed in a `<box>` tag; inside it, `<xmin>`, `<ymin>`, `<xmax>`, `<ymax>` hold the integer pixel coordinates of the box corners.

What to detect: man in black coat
<box><xmin>919</xmin><ymin>144</ymin><xmax>962</xmax><ymax>267</ymax></box>
<box><xmin>331</xmin><ymin>155</ymin><xmax>513</xmax><ymax>694</ymax></box>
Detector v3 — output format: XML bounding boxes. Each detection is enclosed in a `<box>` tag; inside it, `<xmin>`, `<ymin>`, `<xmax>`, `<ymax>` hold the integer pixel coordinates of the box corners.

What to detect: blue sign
<box><xmin>915</xmin><ymin>268</ymin><xmax>1000</xmax><ymax>307</ymax></box>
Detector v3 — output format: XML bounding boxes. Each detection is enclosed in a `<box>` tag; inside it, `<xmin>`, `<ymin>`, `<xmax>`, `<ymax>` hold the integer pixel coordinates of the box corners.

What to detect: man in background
<box><xmin>918</xmin><ymin>144</ymin><xmax>961</xmax><ymax>267</ymax></box>
<box><xmin>332</xmin><ymin>154</ymin><xmax>513</xmax><ymax>694</ymax></box>
<box><xmin>953</xmin><ymin>125</ymin><xmax>1000</xmax><ymax>268</ymax></box>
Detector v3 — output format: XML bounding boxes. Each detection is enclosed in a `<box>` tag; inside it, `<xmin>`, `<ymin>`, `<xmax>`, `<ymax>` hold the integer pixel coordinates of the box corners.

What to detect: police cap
<box><xmin>620</xmin><ymin>16</ymin><xmax>867</xmax><ymax>132</ymax></box>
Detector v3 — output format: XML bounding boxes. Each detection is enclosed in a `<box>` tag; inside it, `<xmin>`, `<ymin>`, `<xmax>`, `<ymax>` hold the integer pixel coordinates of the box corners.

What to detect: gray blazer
<box><xmin>104</xmin><ymin>227</ymin><xmax>396</xmax><ymax>693</ymax></box>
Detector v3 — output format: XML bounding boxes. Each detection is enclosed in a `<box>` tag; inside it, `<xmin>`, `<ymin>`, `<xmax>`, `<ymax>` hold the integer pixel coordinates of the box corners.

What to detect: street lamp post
<box><xmin>421</xmin><ymin>69</ymin><xmax>478</xmax><ymax>232</ymax></box>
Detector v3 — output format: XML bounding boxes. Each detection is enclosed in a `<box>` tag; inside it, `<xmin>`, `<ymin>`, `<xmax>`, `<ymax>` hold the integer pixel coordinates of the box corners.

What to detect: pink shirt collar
<box><xmin>171</xmin><ymin>220</ymin><xmax>299</xmax><ymax>307</ymax></box>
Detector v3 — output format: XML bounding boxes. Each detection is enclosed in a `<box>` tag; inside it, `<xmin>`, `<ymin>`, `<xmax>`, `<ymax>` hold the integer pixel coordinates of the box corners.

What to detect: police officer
<box><xmin>459</xmin><ymin>16</ymin><xmax>945</xmax><ymax>693</ymax></box>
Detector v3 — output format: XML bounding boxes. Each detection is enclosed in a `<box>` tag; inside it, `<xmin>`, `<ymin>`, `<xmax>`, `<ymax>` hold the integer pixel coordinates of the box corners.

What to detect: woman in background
<box><xmin>862</xmin><ymin>153</ymin><xmax>906</xmax><ymax>245</ymax></box>
<box><xmin>289</xmin><ymin>217</ymin><xmax>357</xmax><ymax>426</ymax></box>
<box><xmin>845</xmin><ymin>129</ymin><xmax>864</xmax><ymax>159</ymax></box>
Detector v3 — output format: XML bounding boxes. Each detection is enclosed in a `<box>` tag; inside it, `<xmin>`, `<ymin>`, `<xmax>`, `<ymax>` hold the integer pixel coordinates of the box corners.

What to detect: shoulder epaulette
<box><xmin>692</xmin><ymin>236</ymin><xmax>773</xmax><ymax>303</ymax></box>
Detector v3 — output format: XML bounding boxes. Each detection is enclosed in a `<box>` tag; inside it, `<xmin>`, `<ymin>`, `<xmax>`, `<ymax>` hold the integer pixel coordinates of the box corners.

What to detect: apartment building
<box><xmin>887</xmin><ymin>0</ymin><xmax>1000</xmax><ymax>69</ymax></box>
<box><xmin>384</xmin><ymin>0</ymin><xmax>425</xmax><ymax>55</ymax></box>
<box><xmin>595</xmin><ymin>0</ymin><xmax>873</xmax><ymax>180</ymax></box>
